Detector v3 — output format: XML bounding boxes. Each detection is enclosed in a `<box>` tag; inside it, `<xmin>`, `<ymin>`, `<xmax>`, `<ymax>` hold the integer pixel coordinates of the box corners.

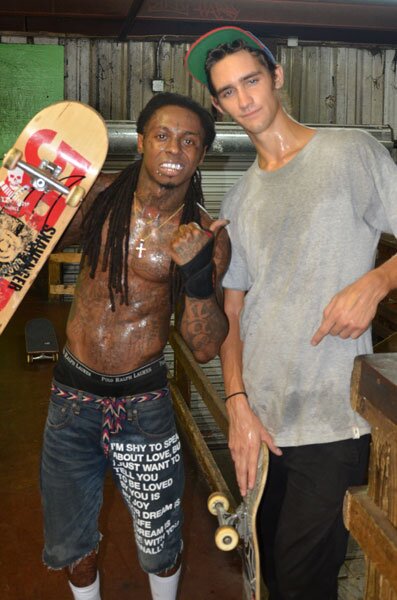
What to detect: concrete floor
<box><xmin>0</xmin><ymin>296</ymin><xmax>242</xmax><ymax>600</ymax></box>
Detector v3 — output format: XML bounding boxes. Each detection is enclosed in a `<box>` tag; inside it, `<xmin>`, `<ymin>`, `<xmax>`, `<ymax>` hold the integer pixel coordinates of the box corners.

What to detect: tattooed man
<box><xmin>40</xmin><ymin>92</ymin><xmax>230</xmax><ymax>600</ymax></box>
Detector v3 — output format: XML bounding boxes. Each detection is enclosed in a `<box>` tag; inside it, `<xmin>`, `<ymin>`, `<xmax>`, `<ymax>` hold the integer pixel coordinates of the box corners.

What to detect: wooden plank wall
<box><xmin>1</xmin><ymin>35</ymin><xmax>397</xmax><ymax>146</ymax></box>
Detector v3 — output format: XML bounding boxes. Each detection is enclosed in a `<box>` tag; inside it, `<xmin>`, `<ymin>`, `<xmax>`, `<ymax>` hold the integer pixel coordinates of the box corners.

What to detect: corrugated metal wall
<box><xmin>1</xmin><ymin>35</ymin><xmax>396</xmax><ymax>137</ymax></box>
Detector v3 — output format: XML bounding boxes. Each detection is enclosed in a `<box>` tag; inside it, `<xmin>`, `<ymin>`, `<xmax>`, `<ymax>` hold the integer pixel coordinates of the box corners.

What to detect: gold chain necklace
<box><xmin>134</xmin><ymin>202</ymin><xmax>184</xmax><ymax>258</ymax></box>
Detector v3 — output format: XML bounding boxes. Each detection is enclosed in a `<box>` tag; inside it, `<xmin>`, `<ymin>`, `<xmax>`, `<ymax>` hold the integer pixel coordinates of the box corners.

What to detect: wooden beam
<box><xmin>138</xmin><ymin>0</ymin><xmax>397</xmax><ymax>33</ymax></box>
<box><xmin>170</xmin><ymin>379</ymin><xmax>235</xmax><ymax>511</ymax></box>
<box><xmin>49</xmin><ymin>284</ymin><xmax>76</xmax><ymax>296</ymax></box>
<box><xmin>118</xmin><ymin>0</ymin><xmax>145</xmax><ymax>41</ymax></box>
<box><xmin>169</xmin><ymin>327</ymin><xmax>229</xmax><ymax>438</ymax></box>
<box><xmin>49</xmin><ymin>252</ymin><xmax>81</xmax><ymax>264</ymax></box>
<box><xmin>344</xmin><ymin>487</ymin><xmax>397</xmax><ymax>593</ymax></box>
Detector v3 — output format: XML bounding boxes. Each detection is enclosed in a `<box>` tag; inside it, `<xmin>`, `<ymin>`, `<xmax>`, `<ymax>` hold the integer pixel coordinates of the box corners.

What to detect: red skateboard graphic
<box><xmin>0</xmin><ymin>101</ymin><xmax>108</xmax><ymax>334</ymax></box>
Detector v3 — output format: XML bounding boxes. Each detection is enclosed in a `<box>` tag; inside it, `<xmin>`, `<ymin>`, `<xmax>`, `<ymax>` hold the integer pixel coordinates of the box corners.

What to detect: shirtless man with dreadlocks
<box><xmin>40</xmin><ymin>92</ymin><xmax>230</xmax><ymax>600</ymax></box>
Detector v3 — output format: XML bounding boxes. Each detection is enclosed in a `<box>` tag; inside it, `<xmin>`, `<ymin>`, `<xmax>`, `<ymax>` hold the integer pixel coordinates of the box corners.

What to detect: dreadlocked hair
<box><xmin>82</xmin><ymin>161</ymin><xmax>140</xmax><ymax>311</ymax></box>
<box><xmin>81</xmin><ymin>160</ymin><xmax>206</xmax><ymax>312</ymax></box>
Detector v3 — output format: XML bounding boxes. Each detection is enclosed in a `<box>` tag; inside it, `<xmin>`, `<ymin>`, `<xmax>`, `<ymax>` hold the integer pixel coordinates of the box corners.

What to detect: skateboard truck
<box><xmin>30</xmin><ymin>159</ymin><xmax>63</xmax><ymax>193</ymax></box>
<box><xmin>2</xmin><ymin>148</ymin><xmax>85</xmax><ymax>207</ymax></box>
<box><xmin>28</xmin><ymin>351</ymin><xmax>58</xmax><ymax>363</ymax></box>
<box><xmin>207</xmin><ymin>492</ymin><xmax>241</xmax><ymax>550</ymax></box>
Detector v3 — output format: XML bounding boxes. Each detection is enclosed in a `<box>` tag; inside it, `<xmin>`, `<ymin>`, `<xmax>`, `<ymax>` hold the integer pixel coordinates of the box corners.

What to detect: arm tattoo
<box><xmin>181</xmin><ymin>297</ymin><xmax>228</xmax><ymax>360</ymax></box>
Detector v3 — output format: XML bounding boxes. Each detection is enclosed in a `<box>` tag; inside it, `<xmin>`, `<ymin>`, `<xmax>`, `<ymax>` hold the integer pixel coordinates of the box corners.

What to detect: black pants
<box><xmin>257</xmin><ymin>435</ymin><xmax>370</xmax><ymax>600</ymax></box>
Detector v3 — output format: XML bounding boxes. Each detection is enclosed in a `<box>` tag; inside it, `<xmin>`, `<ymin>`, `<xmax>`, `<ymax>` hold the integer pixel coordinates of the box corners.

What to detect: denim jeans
<box><xmin>41</xmin><ymin>380</ymin><xmax>184</xmax><ymax>574</ymax></box>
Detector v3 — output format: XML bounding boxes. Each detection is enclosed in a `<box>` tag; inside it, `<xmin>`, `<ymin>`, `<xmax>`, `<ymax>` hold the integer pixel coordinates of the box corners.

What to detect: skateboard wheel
<box><xmin>27</xmin><ymin>354</ymin><xmax>32</xmax><ymax>364</ymax></box>
<box><xmin>3</xmin><ymin>148</ymin><xmax>22</xmax><ymax>170</ymax></box>
<box><xmin>215</xmin><ymin>525</ymin><xmax>239</xmax><ymax>551</ymax></box>
<box><xmin>208</xmin><ymin>492</ymin><xmax>229</xmax><ymax>515</ymax></box>
<box><xmin>66</xmin><ymin>185</ymin><xmax>85</xmax><ymax>207</ymax></box>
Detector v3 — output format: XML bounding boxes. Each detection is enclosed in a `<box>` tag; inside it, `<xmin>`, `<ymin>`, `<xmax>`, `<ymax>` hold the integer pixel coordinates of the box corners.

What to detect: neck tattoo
<box><xmin>134</xmin><ymin>201</ymin><xmax>184</xmax><ymax>258</ymax></box>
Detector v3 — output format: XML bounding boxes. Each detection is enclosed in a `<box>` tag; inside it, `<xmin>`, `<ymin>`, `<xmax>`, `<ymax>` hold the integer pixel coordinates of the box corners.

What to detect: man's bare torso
<box><xmin>66</xmin><ymin>215</ymin><xmax>182</xmax><ymax>374</ymax></box>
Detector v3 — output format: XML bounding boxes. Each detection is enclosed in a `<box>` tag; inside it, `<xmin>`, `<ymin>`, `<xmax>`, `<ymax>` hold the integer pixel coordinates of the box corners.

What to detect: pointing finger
<box><xmin>311</xmin><ymin>318</ymin><xmax>334</xmax><ymax>346</ymax></box>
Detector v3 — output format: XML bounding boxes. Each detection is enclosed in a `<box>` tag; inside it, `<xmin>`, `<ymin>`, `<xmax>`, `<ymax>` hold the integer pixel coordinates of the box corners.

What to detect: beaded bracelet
<box><xmin>224</xmin><ymin>391</ymin><xmax>248</xmax><ymax>402</ymax></box>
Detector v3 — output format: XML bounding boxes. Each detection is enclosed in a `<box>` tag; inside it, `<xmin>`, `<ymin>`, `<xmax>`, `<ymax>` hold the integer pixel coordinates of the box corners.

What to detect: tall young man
<box><xmin>186</xmin><ymin>27</ymin><xmax>397</xmax><ymax>599</ymax></box>
<box><xmin>40</xmin><ymin>92</ymin><xmax>230</xmax><ymax>600</ymax></box>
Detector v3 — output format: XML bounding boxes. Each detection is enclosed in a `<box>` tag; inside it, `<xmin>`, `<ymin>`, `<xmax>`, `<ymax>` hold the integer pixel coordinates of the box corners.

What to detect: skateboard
<box><xmin>25</xmin><ymin>317</ymin><xmax>59</xmax><ymax>363</ymax></box>
<box><xmin>208</xmin><ymin>443</ymin><xmax>269</xmax><ymax>600</ymax></box>
<box><xmin>0</xmin><ymin>100</ymin><xmax>108</xmax><ymax>335</ymax></box>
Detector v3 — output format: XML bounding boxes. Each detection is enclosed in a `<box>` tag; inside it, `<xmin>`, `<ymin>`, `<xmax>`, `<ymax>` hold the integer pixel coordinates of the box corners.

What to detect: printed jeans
<box><xmin>41</xmin><ymin>380</ymin><xmax>184</xmax><ymax>573</ymax></box>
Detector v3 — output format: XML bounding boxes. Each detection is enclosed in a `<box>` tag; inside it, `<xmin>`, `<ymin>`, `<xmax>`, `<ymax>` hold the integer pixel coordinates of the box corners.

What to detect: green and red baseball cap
<box><xmin>185</xmin><ymin>26</ymin><xmax>277</xmax><ymax>87</ymax></box>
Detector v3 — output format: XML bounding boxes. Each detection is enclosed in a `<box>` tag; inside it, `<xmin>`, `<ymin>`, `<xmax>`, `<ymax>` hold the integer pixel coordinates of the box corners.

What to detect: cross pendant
<box><xmin>136</xmin><ymin>239</ymin><xmax>146</xmax><ymax>258</ymax></box>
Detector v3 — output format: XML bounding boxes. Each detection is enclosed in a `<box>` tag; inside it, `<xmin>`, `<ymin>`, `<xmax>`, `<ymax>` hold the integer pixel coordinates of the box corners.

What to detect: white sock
<box><xmin>148</xmin><ymin>565</ymin><xmax>181</xmax><ymax>600</ymax></box>
<box><xmin>68</xmin><ymin>572</ymin><xmax>101</xmax><ymax>600</ymax></box>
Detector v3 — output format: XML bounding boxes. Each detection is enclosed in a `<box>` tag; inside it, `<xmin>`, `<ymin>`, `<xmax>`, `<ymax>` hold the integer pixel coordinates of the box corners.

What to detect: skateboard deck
<box><xmin>208</xmin><ymin>443</ymin><xmax>269</xmax><ymax>599</ymax></box>
<box><xmin>0</xmin><ymin>100</ymin><xmax>108</xmax><ymax>335</ymax></box>
<box><xmin>25</xmin><ymin>317</ymin><xmax>59</xmax><ymax>363</ymax></box>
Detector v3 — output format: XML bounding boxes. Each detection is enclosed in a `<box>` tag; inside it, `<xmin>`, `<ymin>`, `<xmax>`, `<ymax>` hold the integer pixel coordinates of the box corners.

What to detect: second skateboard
<box><xmin>208</xmin><ymin>442</ymin><xmax>269</xmax><ymax>600</ymax></box>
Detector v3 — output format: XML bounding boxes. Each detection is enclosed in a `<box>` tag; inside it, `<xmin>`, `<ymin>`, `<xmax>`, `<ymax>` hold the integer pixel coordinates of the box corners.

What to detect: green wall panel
<box><xmin>0</xmin><ymin>44</ymin><xmax>64</xmax><ymax>158</ymax></box>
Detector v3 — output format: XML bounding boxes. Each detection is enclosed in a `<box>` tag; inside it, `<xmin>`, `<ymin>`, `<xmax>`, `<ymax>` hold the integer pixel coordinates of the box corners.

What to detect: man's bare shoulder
<box><xmin>86</xmin><ymin>171</ymin><xmax>118</xmax><ymax>202</ymax></box>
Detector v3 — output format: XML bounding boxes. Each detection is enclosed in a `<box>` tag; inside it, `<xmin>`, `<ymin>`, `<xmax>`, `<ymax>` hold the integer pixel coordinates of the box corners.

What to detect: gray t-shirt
<box><xmin>220</xmin><ymin>128</ymin><xmax>397</xmax><ymax>447</ymax></box>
